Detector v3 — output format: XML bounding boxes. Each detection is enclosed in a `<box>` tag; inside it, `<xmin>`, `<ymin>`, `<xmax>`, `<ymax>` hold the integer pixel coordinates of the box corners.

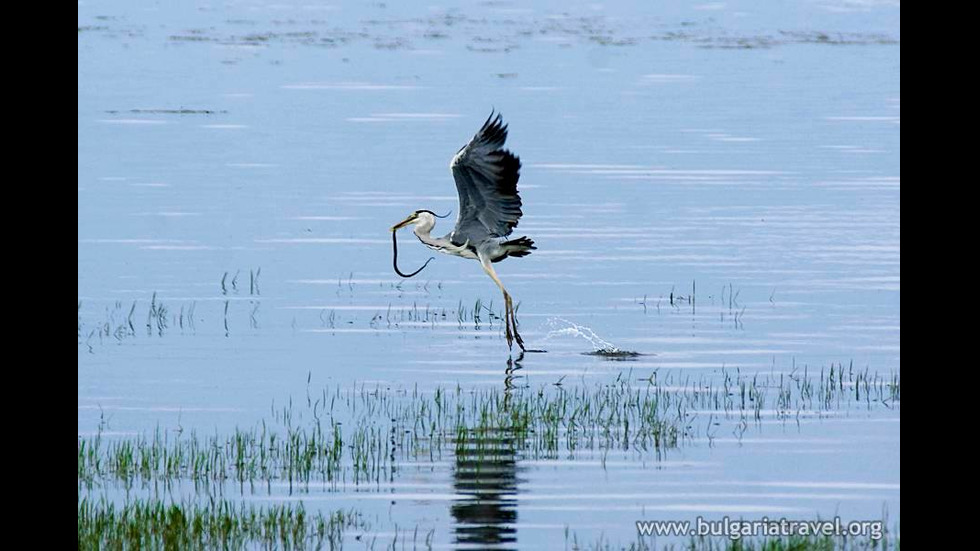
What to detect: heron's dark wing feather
<box><xmin>449</xmin><ymin>112</ymin><xmax>523</xmax><ymax>245</ymax></box>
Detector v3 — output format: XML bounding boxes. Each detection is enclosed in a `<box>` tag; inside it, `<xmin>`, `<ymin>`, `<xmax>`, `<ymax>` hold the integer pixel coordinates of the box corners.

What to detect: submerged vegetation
<box><xmin>78</xmin><ymin>274</ymin><xmax>763</xmax><ymax>349</ymax></box>
<box><xmin>78</xmin><ymin>497</ymin><xmax>367</xmax><ymax>550</ymax></box>
<box><xmin>76</xmin><ymin>279</ymin><xmax>516</xmax><ymax>348</ymax></box>
<box><xmin>77</xmin><ymin>495</ymin><xmax>897</xmax><ymax>550</ymax></box>
<box><xmin>79</xmin><ymin>365</ymin><xmax>898</xmax><ymax>489</ymax></box>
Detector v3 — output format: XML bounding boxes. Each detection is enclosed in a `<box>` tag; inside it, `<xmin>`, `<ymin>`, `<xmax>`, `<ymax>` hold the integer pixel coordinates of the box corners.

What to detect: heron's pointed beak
<box><xmin>390</xmin><ymin>214</ymin><xmax>416</xmax><ymax>232</ymax></box>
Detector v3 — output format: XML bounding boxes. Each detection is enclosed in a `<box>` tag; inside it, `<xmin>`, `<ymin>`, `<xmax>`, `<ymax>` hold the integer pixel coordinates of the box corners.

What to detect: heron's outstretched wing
<box><xmin>449</xmin><ymin>112</ymin><xmax>523</xmax><ymax>246</ymax></box>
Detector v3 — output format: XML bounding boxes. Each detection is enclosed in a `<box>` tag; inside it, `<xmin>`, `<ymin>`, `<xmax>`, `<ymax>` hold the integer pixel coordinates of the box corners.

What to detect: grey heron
<box><xmin>390</xmin><ymin>112</ymin><xmax>535</xmax><ymax>351</ymax></box>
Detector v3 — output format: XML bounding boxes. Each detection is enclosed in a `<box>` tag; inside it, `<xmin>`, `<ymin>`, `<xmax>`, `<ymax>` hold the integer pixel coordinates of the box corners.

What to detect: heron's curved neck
<box><xmin>414</xmin><ymin>224</ymin><xmax>449</xmax><ymax>250</ymax></box>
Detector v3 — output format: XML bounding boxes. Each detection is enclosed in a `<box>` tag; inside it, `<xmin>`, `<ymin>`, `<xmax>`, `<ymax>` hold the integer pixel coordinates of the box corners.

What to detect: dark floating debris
<box><xmin>582</xmin><ymin>348</ymin><xmax>644</xmax><ymax>360</ymax></box>
<box><xmin>103</xmin><ymin>109</ymin><xmax>226</xmax><ymax>115</ymax></box>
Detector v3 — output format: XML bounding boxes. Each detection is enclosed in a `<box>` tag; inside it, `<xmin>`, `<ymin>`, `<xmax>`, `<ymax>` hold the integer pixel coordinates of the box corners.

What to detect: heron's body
<box><xmin>391</xmin><ymin>112</ymin><xmax>535</xmax><ymax>351</ymax></box>
<box><xmin>411</xmin><ymin>218</ymin><xmax>535</xmax><ymax>263</ymax></box>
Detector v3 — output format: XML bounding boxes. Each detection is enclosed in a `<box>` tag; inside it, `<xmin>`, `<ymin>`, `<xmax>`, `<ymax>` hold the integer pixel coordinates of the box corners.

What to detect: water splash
<box><xmin>544</xmin><ymin>317</ymin><xmax>622</xmax><ymax>352</ymax></box>
<box><xmin>544</xmin><ymin>318</ymin><xmax>644</xmax><ymax>359</ymax></box>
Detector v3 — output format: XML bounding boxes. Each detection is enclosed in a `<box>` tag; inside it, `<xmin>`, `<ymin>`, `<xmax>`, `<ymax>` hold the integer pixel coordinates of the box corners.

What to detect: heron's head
<box><xmin>390</xmin><ymin>210</ymin><xmax>449</xmax><ymax>232</ymax></box>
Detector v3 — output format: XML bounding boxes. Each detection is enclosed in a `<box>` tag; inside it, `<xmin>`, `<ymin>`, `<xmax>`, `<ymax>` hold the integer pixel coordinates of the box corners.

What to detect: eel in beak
<box><xmin>390</xmin><ymin>214</ymin><xmax>434</xmax><ymax>278</ymax></box>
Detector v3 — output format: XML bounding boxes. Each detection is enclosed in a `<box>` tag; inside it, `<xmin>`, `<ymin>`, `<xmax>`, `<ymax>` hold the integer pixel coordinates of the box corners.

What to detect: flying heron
<box><xmin>390</xmin><ymin>112</ymin><xmax>535</xmax><ymax>351</ymax></box>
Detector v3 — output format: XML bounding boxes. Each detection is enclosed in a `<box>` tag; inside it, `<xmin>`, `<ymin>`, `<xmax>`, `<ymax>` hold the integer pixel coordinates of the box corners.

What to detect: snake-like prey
<box><xmin>392</xmin><ymin>230</ymin><xmax>434</xmax><ymax>278</ymax></box>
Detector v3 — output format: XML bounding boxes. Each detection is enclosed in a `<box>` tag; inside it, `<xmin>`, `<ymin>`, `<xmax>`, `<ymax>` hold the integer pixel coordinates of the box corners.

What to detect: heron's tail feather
<box><xmin>502</xmin><ymin>236</ymin><xmax>536</xmax><ymax>258</ymax></box>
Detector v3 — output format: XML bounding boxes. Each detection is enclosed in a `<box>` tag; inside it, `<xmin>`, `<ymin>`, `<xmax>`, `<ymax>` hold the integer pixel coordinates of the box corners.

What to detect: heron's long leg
<box><xmin>510</xmin><ymin>298</ymin><xmax>525</xmax><ymax>351</ymax></box>
<box><xmin>479</xmin><ymin>256</ymin><xmax>513</xmax><ymax>348</ymax></box>
<box><xmin>502</xmin><ymin>292</ymin><xmax>524</xmax><ymax>351</ymax></box>
<box><xmin>479</xmin><ymin>254</ymin><xmax>525</xmax><ymax>352</ymax></box>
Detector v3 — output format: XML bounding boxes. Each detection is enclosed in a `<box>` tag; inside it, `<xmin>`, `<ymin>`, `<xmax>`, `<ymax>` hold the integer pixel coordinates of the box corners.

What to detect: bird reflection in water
<box><xmin>504</xmin><ymin>351</ymin><xmax>525</xmax><ymax>391</ymax></box>
<box><xmin>451</xmin><ymin>376</ymin><xmax>524</xmax><ymax>549</ymax></box>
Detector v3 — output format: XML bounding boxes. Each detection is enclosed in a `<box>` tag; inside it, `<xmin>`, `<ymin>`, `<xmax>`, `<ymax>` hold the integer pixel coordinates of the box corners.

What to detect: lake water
<box><xmin>78</xmin><ymin>0</ymin><xmax>900</xmax><ymax>547</ymax></box>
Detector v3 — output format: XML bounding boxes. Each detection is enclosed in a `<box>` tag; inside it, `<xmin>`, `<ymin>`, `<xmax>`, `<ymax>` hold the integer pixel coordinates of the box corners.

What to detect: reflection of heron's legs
<box><xmin>505</xmin><ymin>350</ymin><xmax>525</xmax><ymax>374</ymax></box>
<box><xmin>504</xmin><ymin>350</ymin><xmax>526</xmax><ymax>391</ymax></box>
<box><xmin>480</xmin><ymin>254</ymin><xmax>525</xmax><ymax>351</ymax></box>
